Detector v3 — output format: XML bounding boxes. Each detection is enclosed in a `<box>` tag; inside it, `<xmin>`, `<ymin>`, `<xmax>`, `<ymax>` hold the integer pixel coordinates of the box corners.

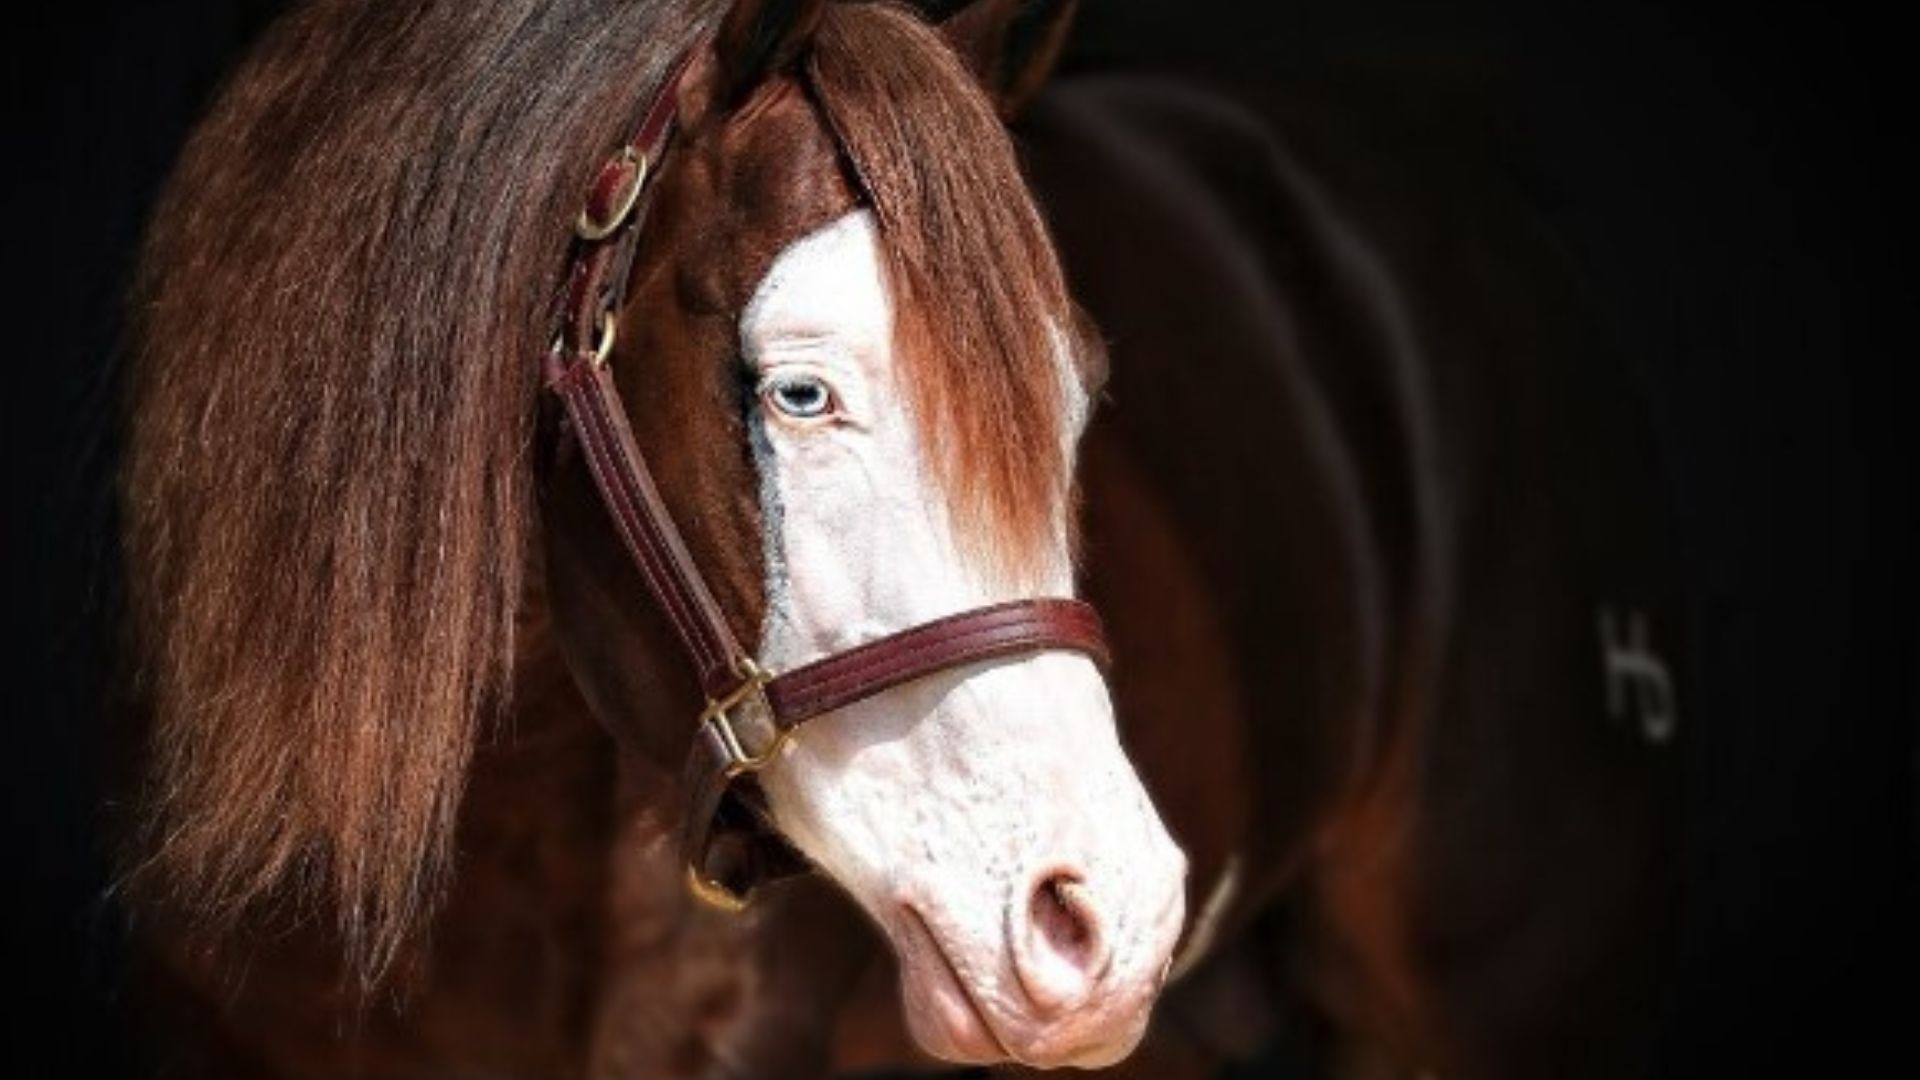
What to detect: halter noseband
<box><xmin>541</xmin><ymin>47</ymin><xmax>1110</xmax><ymax>910</ymax></box>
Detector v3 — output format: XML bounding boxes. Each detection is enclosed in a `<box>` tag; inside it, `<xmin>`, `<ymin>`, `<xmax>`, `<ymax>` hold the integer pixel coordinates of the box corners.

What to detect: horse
<box><xmin>116</xmin><ymin>0</ymin><xmax>1685</xmax><ymax>1076</ymax></box>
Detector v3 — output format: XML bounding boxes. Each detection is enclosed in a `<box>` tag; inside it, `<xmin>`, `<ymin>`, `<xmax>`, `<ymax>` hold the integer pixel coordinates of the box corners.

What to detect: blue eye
<box><xmin>762</xmin><ymin>374</ymin><xmax>835</xmax><ymax>420</ymax></box>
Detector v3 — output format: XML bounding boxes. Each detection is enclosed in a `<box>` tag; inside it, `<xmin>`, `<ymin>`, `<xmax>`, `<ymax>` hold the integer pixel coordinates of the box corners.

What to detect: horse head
<box><xmin>543</xmin><ymin>1</ymin><xmax>1184</xmax><ymax>1065</ymax></box>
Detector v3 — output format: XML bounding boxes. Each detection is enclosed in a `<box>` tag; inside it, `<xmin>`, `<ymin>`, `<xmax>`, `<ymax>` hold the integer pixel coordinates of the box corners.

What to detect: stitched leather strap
<box><xmin>552</xmin><ymin>360</ymin><xmax>750</xmax><ymax>700</ymax></box>
<box><xmin>545</xmin><ymin>44</ymin><xmax>1113</xmax><ymax>910</ymax></box>
<box><xmin>767</xmin><ymin>598</ymin><xmax>1107</xmax><ymax>724</ymax></box>
<box><xmin>546</xmin><ymin>47</ymin><xmax>752</xmax><ymax>702</ymax></box>
<box><xmin>678</xmin><ymin>598</ymin><xmax>1108</xmax><ymax>903</ymax></box>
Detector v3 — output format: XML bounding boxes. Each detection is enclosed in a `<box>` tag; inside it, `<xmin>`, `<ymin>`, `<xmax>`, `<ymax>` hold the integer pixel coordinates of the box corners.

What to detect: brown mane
<box><xmin>122</xmin><ymin>0</ymin><xmax>1082</xmax><ymax>986</ymax></box>
<box><xmin>123</xmin><ymin>0</ymin><xmax>718</xmax><ymax>981</ymax></box>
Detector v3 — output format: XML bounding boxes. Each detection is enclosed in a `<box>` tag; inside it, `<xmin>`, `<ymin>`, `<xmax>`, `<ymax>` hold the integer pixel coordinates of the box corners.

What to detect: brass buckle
<box><xmin>699</xmin><ymin>657</ymin><xmax>784</xmax><ymax>777</ymax></box>
<box><xmin>575</xmin><ymin>145</ymin><xmax>648</xmax><ymax>241</ymax></box>
<box><xmin>686</xmin><ymin>658</ymin><xmax>784</xmax><ymax>911</ymax></box>
<box><xmin>547</xmin><ymin>310</ymin><xmax>617</xmax><ymax>373</ymax></box>
<box><xmin>588</xmin><ymin>309</ymin><xmax>616</xmax><ymax>369</ymax></box>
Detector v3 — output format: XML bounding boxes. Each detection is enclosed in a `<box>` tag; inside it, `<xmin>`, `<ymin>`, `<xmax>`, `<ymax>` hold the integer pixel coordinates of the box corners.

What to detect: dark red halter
<box><xmin>542</xmin><ymin>47</ymin><xmax>1110</xmax><ymax>909</ymax></box>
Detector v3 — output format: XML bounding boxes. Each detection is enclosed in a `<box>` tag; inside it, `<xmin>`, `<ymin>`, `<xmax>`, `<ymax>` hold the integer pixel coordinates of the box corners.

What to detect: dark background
<box><xmin>7</xmin><ymin>1</ymin><xmax>1913</xmax><ymax>1075</ymax></box>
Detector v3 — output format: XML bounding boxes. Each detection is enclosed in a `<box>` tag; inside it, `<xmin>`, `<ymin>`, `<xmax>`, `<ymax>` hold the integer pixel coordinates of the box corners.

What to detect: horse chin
<box><xmin>892</xmin><ymin>919</ymin><xmax>1163</xmax><ymax>1069</ymax></box>
<box><xmin>894</xmin><ymin>905</ymin><xmax>1013</xmax><ymax>1064</ymax></box>
<box><xmin>887</xmin><ymin>870</ymin><xmax>1182</xmax><ymax>1069</ymax></box>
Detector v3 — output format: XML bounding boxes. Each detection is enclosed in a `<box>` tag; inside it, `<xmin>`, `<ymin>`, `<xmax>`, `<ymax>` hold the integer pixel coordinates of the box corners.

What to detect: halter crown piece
<box><xmin>541</xmin><ymin>44</ymin><xmax>1111</xmax><ymax>910</ymax></box>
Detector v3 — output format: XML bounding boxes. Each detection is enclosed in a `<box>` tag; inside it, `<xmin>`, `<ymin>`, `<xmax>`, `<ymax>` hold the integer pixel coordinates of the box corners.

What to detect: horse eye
<box><xmin>762</xmin><ymin>374</ymin><xmax>835</xmax><ymax>420</ymax></box>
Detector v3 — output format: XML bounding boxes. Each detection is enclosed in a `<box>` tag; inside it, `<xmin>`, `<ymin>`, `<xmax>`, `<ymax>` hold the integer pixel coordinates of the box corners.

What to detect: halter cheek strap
<box><xmin>543</xmin><ymin>46</ymin><xmax>1110</xmax><ymax>910</ymax></box>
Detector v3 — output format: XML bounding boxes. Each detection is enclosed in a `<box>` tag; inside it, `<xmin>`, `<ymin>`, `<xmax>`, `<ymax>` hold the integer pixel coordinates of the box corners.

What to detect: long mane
<box><xmin>123</xmin><ymin>0</ymin><xmax>713</xmax><ymax>981</ymax></box>
<box><xmin>121</xmin><ymin>0</ymin><xmax>1082</xmax><ymax>987</ymax></box>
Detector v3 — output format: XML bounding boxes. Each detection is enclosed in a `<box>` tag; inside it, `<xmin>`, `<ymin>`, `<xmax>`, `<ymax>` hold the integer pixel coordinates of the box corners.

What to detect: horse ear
<box><xmin>939</xmin><ymin>0</ymin><xmax>1079</xmax><ymax>118</ymax></box>
<box><xmin>714</xmin><ymin>0</ymin><xmax>830</xmax><ymax>107</ymax></box>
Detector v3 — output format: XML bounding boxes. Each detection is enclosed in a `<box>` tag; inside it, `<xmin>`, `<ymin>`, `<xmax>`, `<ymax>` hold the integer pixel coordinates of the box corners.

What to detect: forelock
<box><xmin>807</xmin><ymin>3</ymin><xmax>1081</xmax><ymax>581</ymax></box>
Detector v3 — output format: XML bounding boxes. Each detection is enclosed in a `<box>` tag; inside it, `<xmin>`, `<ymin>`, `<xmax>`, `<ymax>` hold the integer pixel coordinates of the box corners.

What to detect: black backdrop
<box><xmin>7</xmin><ymin>2</ymin><xmax>1913</xmax><ymax>1075</ymax></box>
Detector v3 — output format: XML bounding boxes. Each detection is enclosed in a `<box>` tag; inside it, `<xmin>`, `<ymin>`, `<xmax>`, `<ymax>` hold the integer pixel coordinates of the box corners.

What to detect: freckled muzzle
<box><xmin>883</xmin><ymin>774</ymin><xmax>1188</xmax><ymax>1068</ymax></box>
<box><xmin>748</xmin><ymin>649</ymin><xmax>1190</xmax><ymax>1067</ymax></box>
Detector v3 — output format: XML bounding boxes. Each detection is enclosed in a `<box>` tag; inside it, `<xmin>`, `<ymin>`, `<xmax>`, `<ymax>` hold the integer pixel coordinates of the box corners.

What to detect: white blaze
<box><xmin>737</xmin><ymin>211</ymin><xmax>1186</xmax><ymax>1068</ymax></box>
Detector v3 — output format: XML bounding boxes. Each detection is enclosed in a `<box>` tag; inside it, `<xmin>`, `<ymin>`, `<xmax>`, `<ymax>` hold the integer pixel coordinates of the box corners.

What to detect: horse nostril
<box><xmin>1014</xmin><ymin>871</ymin><xmax>1111</xmax><ymax>1014</ymax></box>
<box><xmin>1033</xmin><ymin>875</ymin><xmax>1097</xmax><ymax>965</ymax></box>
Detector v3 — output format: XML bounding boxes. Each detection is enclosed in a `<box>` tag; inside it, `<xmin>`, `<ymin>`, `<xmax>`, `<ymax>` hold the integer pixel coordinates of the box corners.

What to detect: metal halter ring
<box><xmin>575</xmin><ymin>145</ymin><xmax>649</xmax><ymax>241</ymax></box>
<box><xmin>588</xmin><ymin>309</ymin><xmax>616</xmax><ymax>368</ymax></box>
<box><xmin>700</xmin><ymin>656</ymin><xmax>786</xmax><ymax>777</ymax></box>
<box><xmin>686</xmin><ymin>657</ymin><xmax>785</xmax><ymax>912</ymax></box>
<box><xmin>686</xmin><ymin>862</ymin><xmax>753</xmax><ymax>913</ymax></box>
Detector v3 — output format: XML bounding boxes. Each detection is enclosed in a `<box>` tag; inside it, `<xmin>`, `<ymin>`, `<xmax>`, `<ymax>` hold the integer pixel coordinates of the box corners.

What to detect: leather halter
<box><xmin>541</xmin><ymin>47</ymin><xmax>1110</xmax><ymax>910</ymax></box>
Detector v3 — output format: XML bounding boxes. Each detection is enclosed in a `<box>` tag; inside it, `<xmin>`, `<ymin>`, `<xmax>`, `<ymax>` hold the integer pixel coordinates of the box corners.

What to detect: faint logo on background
<box><xmin>1598</xmin><ymin>606</ymin><xmax>1676</xmax><ymax>745</ymax></box>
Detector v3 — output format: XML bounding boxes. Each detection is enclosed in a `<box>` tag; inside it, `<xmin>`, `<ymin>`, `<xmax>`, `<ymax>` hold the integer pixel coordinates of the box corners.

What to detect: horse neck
<box><xmin>1028</xmin><ymin>80</ymin><xmax>1446</xmax><ymax>903</ymax></box>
